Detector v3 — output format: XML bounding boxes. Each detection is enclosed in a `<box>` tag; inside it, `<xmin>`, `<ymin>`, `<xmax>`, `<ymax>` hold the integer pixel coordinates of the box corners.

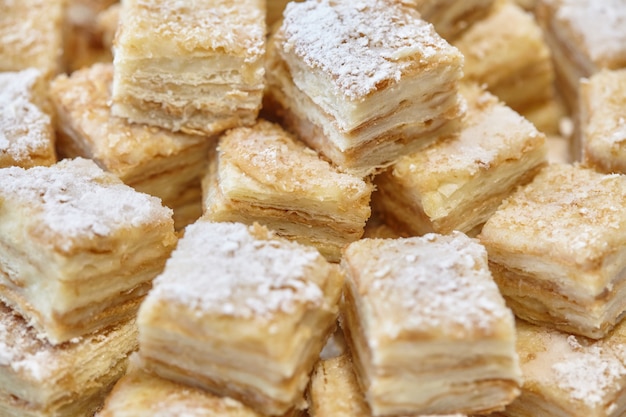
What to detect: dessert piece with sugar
<box><xmin>201</xmin><ymin>119</ymin><xmax>373</xmax><ymax>261</ymax></box>
<box><xmin>454</xmin><ymin>1</ymin><xmax>560</xmax><ymax>133</ymax></box>
<box><xmin>374</xmin><ymin>84</ymin><xmax>547</xmax><ymax>237</ymax></box>
<box><xmin>51</xmin><ymin>63</ymin><xmax>213</xmax><ymax>229</ymax></box>
<box><xmin>479</xmin><ymin>163</ymin><xmax>626</xmax><ymax>339</ymax></box>
<box><xmin>0</xmin><ymin>158</ymin><xmax>177</xmax><ymax>344</ymax></box>
<box><xmin>409</xmin><ymin>0</ymin><xmax>495</xmax><ymax>40</ymax></box>
<box><xmin>264</xmin><ymin>0</ymin><xmax>464</xmax><ymax>177</ymax></box>
<box><xmin>97</xmin><ymin>356</ymin><xmax>305</xmax><ymax>417</ymax></box>
<box><xmin>0</xmin><ymin>303</ymin><xmax>137</xmax><ymax>417</ymax></box>
<box><xmin>495</xmin><ymin>319</ymin><xmax>626</xmax><ymax>417</ymax></box>
<box><xmin>137</xmin><ymin>221</ymin><xmax>344</xmax><ymax>416</ymax></box>
<box><xmin>112</xmin><ymin>0</ymin><xmax>266</xmax><ymax>135</ymax></box>
<box><xmin>340</xmin><ymin>232</ymin><xmax>521</xmax><ymax>416</ymax></box>
<box><xmin>0</xmin><ymin>0</ymin><xmax>64</xmax><ymax>78</ymax></box>
<box><xmin>0</xmin><ymin>68</ymin><xmax>56</xmax><ymax>169</ymax></box>
<box><xmin>579</xmin><ymin>69</ymin><xmax>626</xmax><ymax>174</ymax></box>
<box><xmin>308</xmin><ymin>353</ymin><xmax>468</xmax><ymax>417</ymax></box>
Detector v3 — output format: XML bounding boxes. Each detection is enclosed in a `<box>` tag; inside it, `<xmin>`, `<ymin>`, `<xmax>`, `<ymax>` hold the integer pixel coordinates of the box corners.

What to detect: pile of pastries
<box><xmin>1</xmin><ymin>0</ymin><xmax>626</xmax><ymax>416</ymax></box>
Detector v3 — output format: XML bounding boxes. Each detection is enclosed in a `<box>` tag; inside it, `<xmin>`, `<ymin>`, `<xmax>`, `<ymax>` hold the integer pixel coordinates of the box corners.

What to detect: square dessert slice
<box><xmin>340</xmin><ymin>232</ymin><xmax>521</xmax><ymax>416</ymax></box>
<box><xmin>409</xmin><ymin>0</ymin><xmax>495</xmax><ymax>40</ymax></box>
<box><xmin>97</xmin><ymin>355</ymin><xmax>304</xmax><ymax>417</ymax></box>
<box><xmin>137</xmin><ymin>221</ymin><xmax>344</xmax><ymax>416</ymax></box>
<box><xmin>308</xmin><ymin>353</ymin><xmax>468</xmax><ymax>417</ymax></box>
<box><xmin>497</xmin><ymin>319</ymin><xmax>626</xmax><ymax>417</ymax></box>
<box><xmin>201</xmin><ymin>119</ymin><xmax>373</xmax><ymax>261</ymax></box>
<box><xmin>112</xmin><ymin>0</ymin><xmax>266</xmax><ymax>135</ymax></box>
<box><xmin>0</xmin><ymin>68</ymin><xmax>56</xmax><ymax>169</ymax></box>
<box><xmin>264</xmin><ymin>0</ymin><xmax>464</xmax><ymax>177</ymax></box>
<box><xmin>51</xmin><ymin>63</ymin><xmax>212</xmax><ymax>229</ymax></box>
<box><xmin>0</xmin><ymin>0</ymin><xmax>64</xmax><ymax>78</ymax></box>
<box><xmin>579</xmin><ymin>69</ymin><xmax>626</xmax><ymax>174</ymax></box>
<box><xmin>0</xmin><ymin>303</ymin><xmax>137</xmax><ymax>417</ymax></box>
<box><xmin>374</xmin><ymin>84</ymin><xmax>547</xmax><ymax>237</ymax></box>
<box><xmin>478</xmin><ymin>163</ymin><xmax>626</xmax><ymax>339</ymax></box>
<box><xmin>0</xmin><ymin>158</ymin><xmax>177</xmax><ymax>344</ymax></box>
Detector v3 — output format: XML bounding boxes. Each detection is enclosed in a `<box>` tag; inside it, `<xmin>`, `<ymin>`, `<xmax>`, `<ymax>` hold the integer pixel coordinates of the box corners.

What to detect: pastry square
<box><xmin>498</xmin><ymin>319</ymin><xmax>626</xmax><ymax>417</ymax></box>
<box><xmin>479</xmin><ymin>163</ymin><xmax>626</xmax><ymax>339</ymax></box>
<box><xmin>454</xmin><ymin>2</ymin><xmax>558</xmax><ymax>132</ymax></box>
<box><xmin>579</xmin><ymin>69</ymin><xmax>626</xmax><ymax>174</ymax></box>
<box><xmin>374</xmin><ymin>84</ymin><xmax>547</xmax><ymax>237</ymax></box>
<box><xmin>201</xmin><ymin>119</ymin><xmax>373</xmax><ymax>261</ymax></box>
<box><xmin>0</xmin><ymin>68</ymin><xmax>56</xmax><ymax>169</ymax></box>
<box><xmin>340</xmin><ymin>232</ymin><xmax>521</xmax><ymax>416</ymax></box>
<box><xmin>0</xmin><ymin>0</ymin><xmax>64</xmax><ymax>78</ymax></box>
<box><xmin>112</xmin><ymin>0</ymin><xmax>266</xmax><ymax>135</ymax></box>
<box><xmin>409</xmin><ymin>0</ymin><xmax>495</xmax><ymax>40</ymax></box>
<box><xmin>308</xmin><ymin>353</ymin><xmax>468</xmax><ymax>417</ymax></box>
<box><xmin>97</xmin><ymin>356</ymin><xmax>305</xmax><ymax>417</ymax></box>
<box><xmin>137</xmin><ymin>221</ymin><xmax>344</xmax><ymax>416</ymax></box>
<box><xmin>0</xmin><ymin>158</ymin><xmax>177</xmax><ymax>344</ymax></box>
<box><xmin>0</xmin><ymin>302</ymin><xmax>137</xmax><ymax>417</ymax></box>
<box><xmin>265</xmin><ymin>0</ymin><xmax>464</xmax><ymax>177</ymax></box>
<box><xmin>51</xmin><ymin>63</ymin><xmax>212</xmax><ymax>229</ymax></box>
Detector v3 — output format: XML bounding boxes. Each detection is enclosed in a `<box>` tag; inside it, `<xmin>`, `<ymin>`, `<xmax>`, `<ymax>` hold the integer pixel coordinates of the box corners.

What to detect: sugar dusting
<box><xmin>280</xmin><ymin>0</ymin><xmax>454</xmax><ymax>99</ymax></box>
<box><xmin>150</xmin><ymin>222</ymin><xmax>328</xmax><ymax>319</ymax></box>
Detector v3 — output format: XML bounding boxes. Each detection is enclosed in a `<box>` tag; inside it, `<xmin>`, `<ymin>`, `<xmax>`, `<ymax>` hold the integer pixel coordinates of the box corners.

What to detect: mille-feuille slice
<box><xmin>0</xmin><ymin>68</ymin><xmax>56</xmax><ymax>169</ymax></box>
<box><xmin>201</xmin><ymin>119</ymin><xmax>373</xmax><ymax>262</ymax></box>
<box><xmin>137</xmin><ymin>221</ymin><xmax>343</xmax><ymax>416</ymax></box>
<box><xmin>340</xmin><ymin>232</ymin><xmax>521</xmax><ymax>416</ymax></box>
<box><xmin>374</xmin><ymin>84</ymin><xmax>547</xmax><ymax>237</ymax></box>
<box><xmin>0</xmin><ymin>158</ymin><xmax>177</xmax><ymax>344</ymax></box>
<box><xmin>112</xmin><ymin>0</ymin><xmax>265</xmax><ymax>135</ymax></box>
<box><xmin>0</xmin><ymin>303</ymin><xmax>137</xmax><ymax>417</ymax></box>
<box><xmin>264</xmin><ymin>0</ymin><xmax>464</xmax><ymax>177</ymax></box>
<box><xmin>479</xmin><ymin>163</ymin><xmax>626</xmax><ymax>339</ymax></box>
<box><xmin>51</xmin><ymin>63</ymin><xmax>212</xmax><ymax>229</ymax></box>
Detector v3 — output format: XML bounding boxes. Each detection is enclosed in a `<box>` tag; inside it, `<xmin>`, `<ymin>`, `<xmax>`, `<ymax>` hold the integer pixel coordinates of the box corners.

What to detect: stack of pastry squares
<box><xmin>0</xmin><ymin>157</ymin><xmax>177</xmax><ymax>344</ymax></box>
<box><xmin>0</xmin><ymin>68</ymin><xmax>56</xmax><ymax>169</ymax></box>
<box><xmin>454</xmin><ymin>1</ymin><xmax>560</xmax><ymax>133</ymax></box>
<box><xmin>374</xmin><ymin>84</ymin><xmax>547</xmax><ymax>237</ymax></box>
<box><xmin>0</xmin><ymin>302</ymin><xmax>138</xmax><ymax>417</ymax></box>
<box><xmin>137</xmin><ymin>221</ymin><xmax>344</xmax><ymax>416</ymax></box>
<box><xmin>579</xmin><ymin>69</ymin><xmax>626</xmax><ymax>174</ymax></box>
<box><xmin>201</xmin><ymin>119</ymin><xmax>373</xmax><ymax>261</ymax></box>
<box><xmin>495</xmin><ymin>319</ymin><xmax>626</xmax><ymax>417</ymax></box>
<box><xmin>340</xmin><ymin>232</ymin><xmax>521</xmax><ymax>416</ymax></box>
<box><xmin>409</xmin><ymin>0</ymin><xmax>495</xmax><ymax>40</ymax></box>
<box><xmin>51</xmin><ymin>63</ymin><xmax>213</xmax><ymax>229</ymax></box>
<box><xmin>0</xmin><ymin>0</ymin><xmax>64</xmax><ymax>78</ymax></box>
<box><xmin>308</xmin><ymin>353</ymin><xmax>468</xmax><ymax>417</ymax></box>
<box><xmin>112</xmin><ymin>0</ymin><xmax>266</xmax><ymax>135</ymax></box>
<box><xmin>265</xmin><ymin>0</ymin><xmax>464</xmax><ymax>177</ymax></box>
<box><xmin>479</xmin><ymin>163</ymin><xmax>626</xmax><ymax>339</ymax></box>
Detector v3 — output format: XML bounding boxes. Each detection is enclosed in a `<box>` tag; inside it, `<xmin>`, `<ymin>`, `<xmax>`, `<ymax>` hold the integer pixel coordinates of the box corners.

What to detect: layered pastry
<box><xmin>0</xmin><ymin>302</ymin><xmax>137</xmax><ymax>417</ymax></box>
<box><xmin>97</xmin><ymin>356</ymin><xmax>304</xmax><ymax>417</ymax></box>
<box><xmin>201</xmin><ymin>119</ymin><xmax>373</xmax><ymax>261</ymax></box>
<box><xmin>0</xmin><ymin>68</ymin><xmax>56</xmax><ymax>169</ymax></box>
<box><xmin>340</xmin><ymin>232</ymin><xmax>521</xmax><ymax>416</ymax></box>
<box><xmin>454</xmin><ymin>1</ymin><xmax>560</xmax><ymax>133</ymax></box>
<box><xmin>137</xmin><ymin>221</ymin><xmax>344</xmax><ymax>416</ymax></box>
<box><xmin>579</xmin><ymin>69</ymin><xmax>626</xmax><ymax>174</ymax></box>
<box><xmin>0</xmin><ymin>0</ymin><xmax>64</xmax><ymax>78</ymax></box>
<box><xmin>51</xmin><ymin>63</ymin><xmax>212</xmax><ymax>229</ymax></box>
<box><xmin>308</xmin><ymin>353</ymin><xmax>468</xmax><ymax>417</ymax></box>
<box><xmin>409</xmin><ymin>0</ymin><xmax>495</xmax><ymax>40</ymax></box>
<box><xmin>495</xmin><ymin>319</ymin><xmax>626</xmax><ymax>417</ymax></box>
<box><xmin>479</xmin><ymin>163</ymin><xmax>626</xmax><ymax>339</ymax></box>
<box><xmin>0</xmin><ymin>158</ymin><xmax>177</xmax><ymax>344</ymax></box>
<box><xmin>374</xmin><ymin>84</ymin><xmax>547</xmax><ymax>237</ymax></box>
<box><xmin>265</xmin><ymin>0</ymin><xmax>464</xmax><ymax>177</ymax></box>
<box><xmin>112</xmin><ymin>0</ymin><xmax>266</xmax><ymax>135</ymax></box>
